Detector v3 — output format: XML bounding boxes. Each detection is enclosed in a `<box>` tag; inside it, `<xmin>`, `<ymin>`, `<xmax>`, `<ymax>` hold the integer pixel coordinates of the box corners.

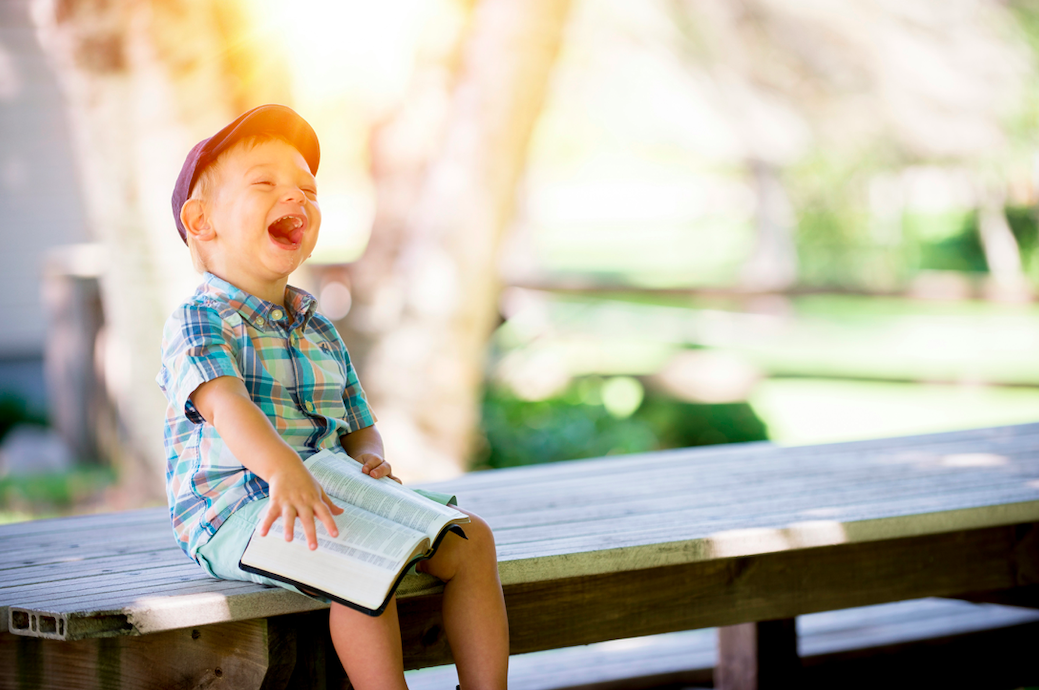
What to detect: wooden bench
<box><xmin>3</xmin><ymin>423</ymin><xmax>1039</xmax><ymax>689</ymax></box>
<box><xmin>406</xmin><ymin>598</ymin><xmax>1039</xmax><ymax>690</ymax></box>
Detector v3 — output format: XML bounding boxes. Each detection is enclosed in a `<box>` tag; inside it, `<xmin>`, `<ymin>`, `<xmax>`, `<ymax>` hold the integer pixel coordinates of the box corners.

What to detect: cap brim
<box><xmin>205</xmin><ymin>105</ymin><xmax>320</xmax><ymax>181</ymax></box>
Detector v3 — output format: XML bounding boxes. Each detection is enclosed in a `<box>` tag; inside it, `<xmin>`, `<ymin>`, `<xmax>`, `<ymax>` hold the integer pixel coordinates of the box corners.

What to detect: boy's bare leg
<box><xmin>329</xmin><ymin>598</ymin><xmax>409</xmax><ymax>690</ymax></box>
<box><xmin>418</xmin><ymin>510</ymin><xmax>509</xmax><ymax>690</ymax></box>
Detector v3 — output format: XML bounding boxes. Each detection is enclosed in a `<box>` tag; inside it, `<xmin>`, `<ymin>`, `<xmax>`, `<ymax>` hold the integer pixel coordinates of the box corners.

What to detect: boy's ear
<box><xmin>181</xmin><ymin>199</ymin><xmax>215</xmax><ymax>241</ymax></box>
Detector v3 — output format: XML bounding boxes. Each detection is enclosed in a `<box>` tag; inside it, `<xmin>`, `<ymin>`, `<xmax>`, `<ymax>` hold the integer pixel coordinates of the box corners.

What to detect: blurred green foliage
<box><xmin>0</xmin><ymin>394</ymin><xmax>115</xmax><ymax>521</ymax></box>
<box><xmin>0</xmin><ymin>395</ymin><xmax>47</xmax><ymax>444</ymax></box>
<box><xmin>908</xmin><ymin>211</ymin><xmax>988</xmax><ymax>273</ymax></box>
<box><xmin>787</xmin><ymin>150</ymin><xmax>908</xmax><ymax>291</ymax></box>
<box><xmin>474</xmin><ymin>380</ymin><xmax>769</xmax><ymax>470</ymax></box>
<box><xmin>1006</xmin><ymin>1</ymin><xmax>1039</xmax><ymax>149</ymax></box>
<box><xmin>907</xmin><ymin>206</ymin><xmax>1039</xmax><ymax>275</ymax></box>
<box><xmin>0</xmin><ymin>466</ymin><xmax>115</xmax><ymax>518</ymax></box>
<box><xmin>1007</xmin><ymin>205</ymin><xmax>1039</xmax><ymax>279</ymax></box>
<box><xmin>791</xmin><ymin>156</ymin><xmax>1039</xmax><ymax>287</ymax></box>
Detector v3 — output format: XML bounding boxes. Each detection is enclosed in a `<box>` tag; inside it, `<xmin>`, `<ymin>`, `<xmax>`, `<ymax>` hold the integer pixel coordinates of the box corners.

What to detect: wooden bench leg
<box><xmin>0</xmin><ymin>619</ymin><xmax>297</xmax><ymax>690</ymax></box>
<box><xmin>0</xmin><ymin>613</ymin><xmax>348</xmax><ymax>690</ymax></box>
<box><xmin>716</xmin><ymin>618</ymin><xmax>800</xmax><ymax>690</ymax></box>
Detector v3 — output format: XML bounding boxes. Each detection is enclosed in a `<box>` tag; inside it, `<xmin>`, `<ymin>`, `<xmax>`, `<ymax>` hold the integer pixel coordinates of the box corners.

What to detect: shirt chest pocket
<box><xmin>246</xmin><ymin>333</ymin><xmax>310</xmax><ymax>407</ymax></box>
<box><xmin>307</xmin><ymin>346</ymin><xmax>350</xmax><ymax>418</ymax></box>
<box><xmin>262</xmin><ymin>346</ymin><xmax>300</xmax><ymax>392</ymax></box>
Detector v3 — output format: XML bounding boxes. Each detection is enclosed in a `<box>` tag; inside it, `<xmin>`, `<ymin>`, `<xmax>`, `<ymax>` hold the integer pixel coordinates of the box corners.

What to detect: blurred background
<box><xmin>4</xmin><ymin>0</ymin><xmax>1039</xmax><ymax>521</ymax></box>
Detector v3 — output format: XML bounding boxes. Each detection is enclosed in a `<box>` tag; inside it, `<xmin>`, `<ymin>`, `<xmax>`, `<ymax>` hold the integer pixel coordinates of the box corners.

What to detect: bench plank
<box><xmin>443</xmin><ymin>424</ymin><xmax>1039</xmax><ymax>494</ymax></box>
<box><xmin>394</xmin><ymin>522</ymin><xmax>1039</xmax><ymax>668</ymax></box>
<box><xmin>0</xmin><ymin>509</ymin><xmax>166</xmax><ymax>537</ymax></box>
<box><xmin>0</xmin><ymin>553</ymin><xmax>191</xmax><ymax>588</ymax></box>
<box><xmin>405</xmin><ymin>599</ymin><xmax>1039</xmax><ymax>690</ymax></box>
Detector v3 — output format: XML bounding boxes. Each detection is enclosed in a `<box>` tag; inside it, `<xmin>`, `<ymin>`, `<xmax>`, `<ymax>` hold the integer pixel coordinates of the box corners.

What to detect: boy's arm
<box><xmin>190</xmin><ymin>375</ymin><xmax>343</xmax><ymax>550</ymax></box>
<box><xmin>340</xmin><ymin>425</ymin><xmax>400</xmax><ymax>483</ymax></box>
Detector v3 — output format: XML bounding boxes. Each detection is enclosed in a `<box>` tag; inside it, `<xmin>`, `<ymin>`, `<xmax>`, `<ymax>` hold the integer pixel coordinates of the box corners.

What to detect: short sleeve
<box><xmin>156</xmin><ymin>303</ymin><xmax>243</xmax><ymax>424</ymax></box>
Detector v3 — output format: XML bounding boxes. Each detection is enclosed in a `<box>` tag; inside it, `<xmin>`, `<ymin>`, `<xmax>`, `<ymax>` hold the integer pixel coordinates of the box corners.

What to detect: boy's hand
<box><xmin>261</xmin><ymin>462</ymin><xmax>344</xmax><ymax>550</ymax></box>
<box><xmin>189</xmin><ymin>375</ymin><xmax>346</xmax><ymax>550</ymax></box>
<box><xmin>341</xmin><ymin>425</ymin><xmax>399</xmax><ymax>482</ymax></box>
<box><xmin>356</xmin><ymin>453</ymin><xmax>401</xmax><ymax>483</ymax></box>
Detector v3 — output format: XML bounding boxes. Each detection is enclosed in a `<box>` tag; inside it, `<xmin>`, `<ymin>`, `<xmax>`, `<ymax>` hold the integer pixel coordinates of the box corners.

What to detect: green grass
<box><xmin>750</xmin><ymin>377</ymin><xmax>1039</xmax><ymax>446</ymax></box>
<box><xmin>490</xmin><ymin>291</ymin><xmax>1039</xmax><ymax>450</ymax></box>
<box><xmin>0</xmin><ymin>510</ymin><xmax>44</xmax><ymax>525</ymax></box>
<box><xmin>0</xmin><ymin>465</ymin><xmax>116</xmax><ymax>521</ymax></box>
<box><xmin>506</xmin><ymin>292</ymin><xmax>1039</xmax><ymax>385</ymax></box>
<box><xmin>533</xmin><ymin>218</ymin><xmax>753</xmax><ymax>288</ymax></box>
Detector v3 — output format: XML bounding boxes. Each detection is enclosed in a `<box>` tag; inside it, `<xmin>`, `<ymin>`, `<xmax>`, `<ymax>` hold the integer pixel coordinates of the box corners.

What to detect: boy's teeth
<box><xmin>269</xmin><ymin>216</ymin><xmax>303</xmax><ymax>234</ymax></box>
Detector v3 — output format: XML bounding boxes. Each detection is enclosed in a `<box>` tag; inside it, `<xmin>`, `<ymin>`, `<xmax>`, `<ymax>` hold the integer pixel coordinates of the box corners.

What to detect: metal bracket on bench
<box><xmin>9</xmin><ymin>607</ymin><xmax>134</xmax><ymax>641</ymax></box>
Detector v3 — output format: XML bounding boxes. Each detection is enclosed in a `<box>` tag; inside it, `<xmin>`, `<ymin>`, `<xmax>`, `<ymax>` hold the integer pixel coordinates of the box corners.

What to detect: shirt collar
<box><xmin>284</xmin><ymin>284</ymin><xmax>317</xmax><ymax>329</ymax></box>
<box><xmin>199</xmin><ymin>272</ymin><xmax>316</xmax><ymax>330</ymax></box>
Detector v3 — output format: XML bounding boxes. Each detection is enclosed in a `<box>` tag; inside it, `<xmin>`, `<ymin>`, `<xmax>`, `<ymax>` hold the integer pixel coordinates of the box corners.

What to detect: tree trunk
<box><xmin>31</xmin><ymin>0</ymin><xmax>291</xmax><ymax>503</ymax></box>
<box><xmin>341</xmin><ymin>0</ymin><xmax>573</xmax><ymax>481</ymax></box>
<box><xmin>976</xmin><ymin>176</ymin><xmax>1031</xmax><ymax>301</ymax></box>
<box><xmin>740</xmin><ymin>160</ymin><xmax>798</xmax><ymax>291</ymax></box>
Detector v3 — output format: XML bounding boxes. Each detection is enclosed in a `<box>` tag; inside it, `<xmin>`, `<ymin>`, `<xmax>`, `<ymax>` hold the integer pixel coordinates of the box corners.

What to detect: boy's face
<box><xmin>198</xmin><ymin>138</ymin><xmax>321</xmax><ymax>299</ymax></box>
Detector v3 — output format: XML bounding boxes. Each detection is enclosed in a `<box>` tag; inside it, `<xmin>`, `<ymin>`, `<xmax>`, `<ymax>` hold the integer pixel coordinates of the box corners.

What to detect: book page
<box><xmin>267</xmin><ymin>500</ymin><xmax>428</xmax><ymax>567</ymax></box>
<box><xmin>305</xmin><ymin>450</ymin><xmax>467</xmax><ymax>539</ymax></box>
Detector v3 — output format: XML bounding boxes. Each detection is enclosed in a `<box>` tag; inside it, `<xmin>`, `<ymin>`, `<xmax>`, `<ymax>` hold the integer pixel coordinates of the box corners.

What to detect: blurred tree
<box><xmin>339</xmin><ymin>0</ymin><xmax>573</xmax><ymax>480</ymax></box>
<box><xmin>666</xmin><ymin>0</ymin><xmax>1032</xmax><ymax>292</ymax></box>
<box><xmin>667</xmin><ymin>2</ymin><xmax>807</xmax><ymax>291</ymax></box>
<box><xmin>31</xmin><ymin>0</ymin><xmax>292</xmax><ymax>501</ymax></box>
<box><xmin>976</xmin><ymin>174</ymin><xmax>1028</xmax><ymax>295</ymax></box>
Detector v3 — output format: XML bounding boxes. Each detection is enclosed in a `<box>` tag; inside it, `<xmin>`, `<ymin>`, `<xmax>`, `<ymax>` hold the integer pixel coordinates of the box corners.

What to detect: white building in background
<box><xmin>0</xmin><ymin>0</ymin><xmax>91</xmax><ymax>416</ymax></box>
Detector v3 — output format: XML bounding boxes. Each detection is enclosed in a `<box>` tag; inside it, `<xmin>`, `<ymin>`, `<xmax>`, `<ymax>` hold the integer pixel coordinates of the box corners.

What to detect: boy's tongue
<box><xmin>268</xmin><ymin>216</ymin><xmax>303</xmax><ymax>247</ymax></box>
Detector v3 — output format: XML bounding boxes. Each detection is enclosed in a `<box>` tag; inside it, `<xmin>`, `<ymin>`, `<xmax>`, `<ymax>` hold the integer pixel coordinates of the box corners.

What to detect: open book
<box><xmin>239</xmin><ymin>450</ymin><xmax>469</xmax><ymax>616</ymax></box>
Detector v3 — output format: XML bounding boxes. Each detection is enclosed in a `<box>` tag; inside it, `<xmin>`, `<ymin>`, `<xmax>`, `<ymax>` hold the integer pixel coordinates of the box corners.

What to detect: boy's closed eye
<box><xmin>251</xmin><ymin>179</ymin><xmax>317</xmax><ymax>198</ymax></box>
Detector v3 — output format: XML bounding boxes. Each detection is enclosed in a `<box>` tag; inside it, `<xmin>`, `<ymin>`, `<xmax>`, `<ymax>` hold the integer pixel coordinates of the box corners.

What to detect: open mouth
<box><xmin>267</xmin><ymin>214</ymin><xmax>306</xmax><ymax>248</ymax></box>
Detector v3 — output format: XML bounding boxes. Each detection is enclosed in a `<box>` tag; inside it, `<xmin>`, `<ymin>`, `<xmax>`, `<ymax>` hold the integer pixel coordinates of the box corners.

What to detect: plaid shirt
<box><xmin>156</xmin><ymin>272</ymin><xmax>375</xmax><ymax>561</ymax></box>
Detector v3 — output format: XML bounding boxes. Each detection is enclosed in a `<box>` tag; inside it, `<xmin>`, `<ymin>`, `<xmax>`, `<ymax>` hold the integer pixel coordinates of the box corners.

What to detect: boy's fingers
<box><xmin>297</xmin><ymin>509</ymin><xmax>320</xmax><ymax>550</ymax></box>
<box><xmin>360</xmin><ymin>455</ymin><xmax>388</xmax><ymax>478</ymax></box>
<box><xmin>321</xmin><ymin>489</ymin><xmax>344</xmax><ymax>516</ymax></box>
<box><xmin>282</xmin><ymin>507</ymin><xmax>297</xmax><ymax>542</ymax></box>
<box><xmin>259</xmin><ymin>506</ymin><xmax>278</xmax><ymax>536</ymax></box>
<box><xmin>316</xmin><ymin>504</ymin><xmax>339</xmax><ymax>539</ymax></box>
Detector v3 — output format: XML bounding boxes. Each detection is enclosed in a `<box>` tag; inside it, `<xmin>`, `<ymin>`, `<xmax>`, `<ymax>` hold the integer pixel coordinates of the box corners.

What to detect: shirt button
<box><xmin>255</xmin><ymin>317</ymin><xmax>265</xmax><ymax>327</ymax></box>
<box><xmin>304</xmin><ymin>401</ymin><xmax>315</xmax><ymax>413</ymax></box>
<box><xmin>271</xmin><ymin>309</ymin><xmax>284</xmax><ymax>321</ymax></box>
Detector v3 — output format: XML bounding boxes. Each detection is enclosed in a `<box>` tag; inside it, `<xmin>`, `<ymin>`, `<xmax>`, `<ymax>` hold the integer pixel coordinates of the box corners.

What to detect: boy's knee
<box><xmin>420</xmin><ymin>510</ymin><xmax>497</xmax><ymax>580</ymax></box>
<box><xmin>461</xmin><ymin>512</ymin><xmax>496</xmax><ymax>557</ymax></box>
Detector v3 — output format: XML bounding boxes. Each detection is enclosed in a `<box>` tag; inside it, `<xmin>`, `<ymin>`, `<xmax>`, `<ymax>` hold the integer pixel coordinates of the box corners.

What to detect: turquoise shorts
<box><xmin>196</xmin><ymin>484</ymin><xmax>457</xmax><ymax>601</ymax></box>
